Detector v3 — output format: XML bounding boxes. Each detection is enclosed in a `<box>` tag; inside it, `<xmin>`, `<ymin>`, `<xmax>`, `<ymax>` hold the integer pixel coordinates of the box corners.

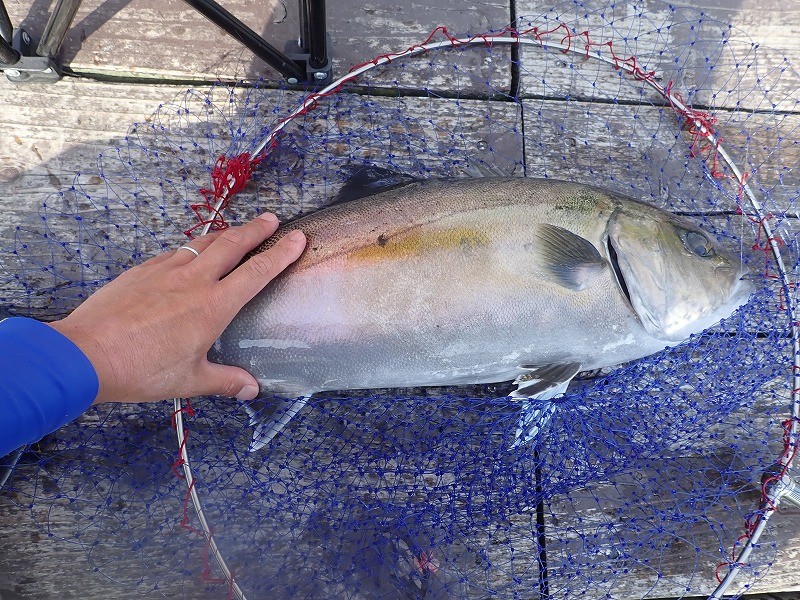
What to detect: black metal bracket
<box><xmin>0</xmin><ymin>0</ymin><xmax>75</xmax><ymax>83</ymax></box>
<box><xmin>0</xmin><ymin>28</ymin><xmax>61</xmax><ymax>83</ymax></box>
<box><xmin>0</xmin><ymin>0</ymin><xmax>331</xmax><ymax>85</ymax></box>
<box><xmin>183</xmin><ymin>0</ymin><xmax>332</xmax><ymax>85</ymax></box>
<box><xmin>293</xmin><ymin>0</ymin><xmax>332</xmax><ymax>84</ymax></box>
<box><xmin>283</xmin><ymin>33</ymin><xmax>333</xmax><ymax>85</ymax></box>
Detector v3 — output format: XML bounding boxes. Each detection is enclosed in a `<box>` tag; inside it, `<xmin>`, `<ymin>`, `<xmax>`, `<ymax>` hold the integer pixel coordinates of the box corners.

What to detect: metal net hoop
<box><xmin>166</xmin><ymin>22</ymin><xmax>800</xmax><ymax>600</ymax></box>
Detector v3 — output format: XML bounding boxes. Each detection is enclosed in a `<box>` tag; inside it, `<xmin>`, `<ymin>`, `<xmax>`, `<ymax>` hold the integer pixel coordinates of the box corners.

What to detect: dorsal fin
<box><xmin>461</xmin><ymin>157</ymin><xmax>515</xmax><ymax>178</ymax></box>
<box><xmin>333</xmin><ymin>166</ymin><xmax>420</xmax><ymax>204</ymax></box>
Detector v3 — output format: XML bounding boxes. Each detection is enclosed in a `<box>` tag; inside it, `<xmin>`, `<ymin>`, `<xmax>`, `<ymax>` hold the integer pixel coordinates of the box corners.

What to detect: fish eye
<box><xmin>683</xmin><ymin>230</ymin><xmax>715</xmax><ymax>258</ymax></box>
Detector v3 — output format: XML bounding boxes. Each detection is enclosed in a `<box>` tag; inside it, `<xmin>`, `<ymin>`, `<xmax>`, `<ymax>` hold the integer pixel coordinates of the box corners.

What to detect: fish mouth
<box><xmin>606</xmin><ymin>235</ymin><xmax>633</xmax><ymax>306</ymax></box>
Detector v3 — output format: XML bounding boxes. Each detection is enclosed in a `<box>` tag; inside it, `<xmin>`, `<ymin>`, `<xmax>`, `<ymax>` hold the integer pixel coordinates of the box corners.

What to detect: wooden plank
<box><xmin>0</xmin><ymin>466</ymin><xmax>213</xmax><ymax>599</ymax></box>
<box><xmin>6</xmin><ymin>0</ymin><xmax>511</xmax><ymax>88</ymax></box>
<box><xmin>7</xmin><ymin>0</ymin><xmax>796</xmax><ymax>106</ymax></box>
<box><xmin>5</xmin><ymin>83</ymin><xmax>784</xmax><ymax>330</ymax></box>
<box><xmin>521</xmin><ymin>98</ymin><xmax>800</xmax><ymax>214</ymax></box>
<box><xmin>0</xmin><ymin>78</ymin><xmax>203</xmax><ymax>319</ymax></box>
<box><xmin>542</xmin><ymin>412</ymin><xmax>800</xmax><ymax>598</ymax></box>
<box><xmin>2</xmin><ymin>354</ymin><xmax>795</xmax><ymax>599</ymax></box>
<box><xmin>515</xmin><ymin>0</ymin><xmax>800</xmax><ymax>112</ymax></box>
<box><xmin>0</xmin><ymin>79</ymin><xmax>200</xmax><ymax>222</ymax></box>
<box><xmin>544</xmin><ymin>484</ymin><xmax>800</xmax><ymax>599</ymax></box>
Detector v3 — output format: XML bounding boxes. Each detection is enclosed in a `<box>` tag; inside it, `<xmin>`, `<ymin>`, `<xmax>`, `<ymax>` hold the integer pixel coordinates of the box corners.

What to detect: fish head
<box><xmin>607</xmin><ymin>201</ymin><xmax>754</xmax><ymax>343</ymax></box>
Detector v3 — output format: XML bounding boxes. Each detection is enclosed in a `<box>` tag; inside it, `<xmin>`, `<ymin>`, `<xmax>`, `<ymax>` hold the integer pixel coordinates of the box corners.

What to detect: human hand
<box><xmin>49</xmin><ymin>213</ymin><xmax>306</xmax><ymax>404</ymax></box>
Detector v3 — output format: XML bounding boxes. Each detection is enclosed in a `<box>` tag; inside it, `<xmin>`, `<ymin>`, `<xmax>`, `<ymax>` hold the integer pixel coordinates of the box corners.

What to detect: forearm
<box><xmin>0</xmin><ymin>317</ymin><xmax>99</xmax><ymax>457</ymax></box>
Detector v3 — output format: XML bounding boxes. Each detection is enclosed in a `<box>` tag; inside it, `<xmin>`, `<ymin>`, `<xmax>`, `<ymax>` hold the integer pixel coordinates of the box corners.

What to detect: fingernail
<box><xmin>286</xmin><ymin>230</ymin><xmax>305</xmax><ymax>242</ymax></box>
<box><xmin>235</xmin><ymin>384</ymin><xmax>259</xmax><ymax>401</ymax></box>
<box><xmin>258</xmin><ymin>212</ymin><xmax>278</xmax><ymax>223</ymax></box>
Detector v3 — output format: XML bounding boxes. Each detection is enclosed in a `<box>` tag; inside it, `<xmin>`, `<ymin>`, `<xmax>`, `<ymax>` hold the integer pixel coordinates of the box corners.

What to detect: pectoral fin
<box><xmin>535</xmin><ymin>224</ymin><xmax>606</xmax><ymax>291</ymax></box>
<box><xmin>242</xmin><ymin>396</ymin><xmax>310</xmax><ymax>452</ymax></box>
<box><xmin>511</xmin><ymin>362</ymin><xmax>581</xmax><ymax>447</ymax></box>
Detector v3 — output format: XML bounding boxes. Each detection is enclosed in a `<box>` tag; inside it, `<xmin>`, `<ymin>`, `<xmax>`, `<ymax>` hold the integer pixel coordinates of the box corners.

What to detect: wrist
<box><xmin>48</xmin><ymin>318</ymin><xmax>110</xmax><ymax>404</ymax></box>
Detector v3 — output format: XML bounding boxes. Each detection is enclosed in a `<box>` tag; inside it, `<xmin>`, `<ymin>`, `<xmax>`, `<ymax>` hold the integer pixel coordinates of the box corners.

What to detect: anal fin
<box><xmin>242</xmin><ymin>396</ymin><xmax>310</xmax><ymax>452</ymax></box>
<box><xmin>510</xmin><ymin>362</ymin><xmax>581</xmax><ymax>448</ymax></box>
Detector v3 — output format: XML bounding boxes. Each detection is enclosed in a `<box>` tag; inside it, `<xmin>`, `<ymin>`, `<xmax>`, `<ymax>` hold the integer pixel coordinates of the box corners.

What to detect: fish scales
<box><xmin>211</xmin><ymin>176</ymin><xmax>751</xmax><ymax>403</ymax></box>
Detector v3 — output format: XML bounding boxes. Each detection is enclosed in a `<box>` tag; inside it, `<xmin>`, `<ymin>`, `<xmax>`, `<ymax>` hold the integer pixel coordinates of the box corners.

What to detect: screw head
<box><xmin>22</xmin><ymin>31</ymin><xmax>31</xmax><ymax>44</ymax></box>
<box><xmin>5</xmin><ymin>69</ymin><xmax>21</xmax><ymax>77</ymax></box>
<box><xmin>313</xmin><ymin>71</ymin><xmax>327</xmax><ymax>80</ymax></box>
<box><xmin>287</xmin><ymin>77</ymin><xmax>298</xmax><ymax>84</ymax></box>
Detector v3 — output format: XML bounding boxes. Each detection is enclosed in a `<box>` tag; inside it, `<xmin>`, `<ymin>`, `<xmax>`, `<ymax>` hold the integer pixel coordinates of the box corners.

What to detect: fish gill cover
<box><xmin>0</xmin><ymin>2</ymin><xmax>799</xmax><ymax>598</ymax></box>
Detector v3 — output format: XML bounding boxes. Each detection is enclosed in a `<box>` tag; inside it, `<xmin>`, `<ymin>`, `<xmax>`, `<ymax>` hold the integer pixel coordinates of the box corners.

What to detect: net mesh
<box><xmin>1</xmin><ymin>2</ymin><xmax>799</xmax><ymax>598</ymax></box>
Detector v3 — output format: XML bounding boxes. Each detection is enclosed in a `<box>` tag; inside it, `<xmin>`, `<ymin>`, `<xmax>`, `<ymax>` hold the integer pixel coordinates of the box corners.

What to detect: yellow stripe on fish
<box><xmin>348</xmin><ymin>227</ymin><xmax>492</xmax><ymax>263</ymax></box>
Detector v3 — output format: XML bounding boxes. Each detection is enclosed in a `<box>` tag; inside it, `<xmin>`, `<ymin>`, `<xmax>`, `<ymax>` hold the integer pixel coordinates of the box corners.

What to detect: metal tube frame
<box><xmin>0</xmin><ymin>0</ymin><xmax>13</xmax><ymax>43</ymax></box>
<box><xmin>300</xmin><ymin>0</ymin><xmax>327</xmax><ymax>69</ymax></box>
<box><xmin>0</xmin><ymin>0</ymin><xmax>19</xmax><ymax>65</ymax></box>
<box><xmin>37</xmin><ymin>0</ymin><xmax>82</xmax><ymax>58</ymax></box>
<box><xmin>0</xmin><ymin>0</ymin><xmax>331</xmax><ymax>84</ymax></box>
<box><xmin>0</xmin><ymin>35</ymin><xmax>19</xmax><ymax>66</ymax></box>
<box><xmin>181</xmin><ymin>0</ymin><xmax>307</xmax><ymax>81</ymax></box>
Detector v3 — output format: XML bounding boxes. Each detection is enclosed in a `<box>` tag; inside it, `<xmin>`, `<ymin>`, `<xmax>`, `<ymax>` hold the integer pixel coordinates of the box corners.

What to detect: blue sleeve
<box><xmin>0</xmin><ymin>317</ymin><xmax>99</xmax><ymax>457</ymax></box>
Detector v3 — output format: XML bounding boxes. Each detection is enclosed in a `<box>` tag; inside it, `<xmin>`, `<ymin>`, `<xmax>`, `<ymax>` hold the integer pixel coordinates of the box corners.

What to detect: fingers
<box><xmin>218</xmin><ymin>230</ymin><xmax>306</xmax><ymax>309</ymax></box>
<box><xmin>192</xmin><ymin>213</ymin><xmax>281</xmax><ymax>278</ymax></box>
<box><xmin>195</xmin><ymin>361</ymin><xmax>260</xmax><ymax>400</ymax></box>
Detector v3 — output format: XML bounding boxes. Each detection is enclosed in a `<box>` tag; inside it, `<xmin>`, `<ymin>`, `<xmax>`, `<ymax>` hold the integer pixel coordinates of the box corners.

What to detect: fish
<box><xmin>208</xmin><ymin>166</ymin><xmax>754</xmax><ymax>451</ymax></box>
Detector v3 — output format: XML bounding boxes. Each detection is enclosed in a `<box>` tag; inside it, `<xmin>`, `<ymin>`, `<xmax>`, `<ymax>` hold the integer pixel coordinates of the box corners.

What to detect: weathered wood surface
<box><xmin>542</xmin><ymin>376</ymin><xmax>800</xmax><ymax>599</ymax></box>
<box><xmin>1</xmin><ymin>0</ymin><xmax>799</xmax><ymax>598</ymax></box>
<box><xmin>522</xmin><ymin>101</ymin><xmax>800</xmax><ymax>213</ymax></box>
<box><xmin>516</xmin><ymin>0</ymin><xmax>800</xmax><ymax>111</ymax></box>
<box><xmin>4</xmin><ymin>0</ymin><xmax>511</xmax><ymax>87</ymax></box>
<box><xmin>0</xmin><ymin>360</ymin><xmax>796</xmax><ymax>600</ymax></box>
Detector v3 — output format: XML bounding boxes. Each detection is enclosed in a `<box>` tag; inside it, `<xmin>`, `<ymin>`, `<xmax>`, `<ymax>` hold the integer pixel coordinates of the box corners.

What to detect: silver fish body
<box><xmin>210</xmin><ymin>176</ymin><xmax>752</xmax><ymax>406</ymax></box>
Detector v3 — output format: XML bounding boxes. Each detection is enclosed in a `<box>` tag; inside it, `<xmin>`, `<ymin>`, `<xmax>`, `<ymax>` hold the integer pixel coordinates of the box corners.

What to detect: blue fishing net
<box><xmin>1</xmin><ymin>2</ymin><xmax>799</xmax><ymax>599</ymax></box>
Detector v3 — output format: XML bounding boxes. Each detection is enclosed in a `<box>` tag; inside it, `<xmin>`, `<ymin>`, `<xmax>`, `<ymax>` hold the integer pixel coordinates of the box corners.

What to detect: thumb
<box><xmin>196</xmin><ymin>361</ymin><xmax>260</xmax><ymax>400</ymax></box>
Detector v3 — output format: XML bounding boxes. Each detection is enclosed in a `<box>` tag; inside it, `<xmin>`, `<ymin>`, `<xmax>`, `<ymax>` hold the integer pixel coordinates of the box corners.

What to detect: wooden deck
<box><xmin>1</xmin><ymin>0</ymin><xmax>799</xmax><ymax>598</ymax></box>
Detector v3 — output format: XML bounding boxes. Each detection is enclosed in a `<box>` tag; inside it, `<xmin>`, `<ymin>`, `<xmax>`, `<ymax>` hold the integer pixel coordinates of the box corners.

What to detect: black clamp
<box><xmin>284</xmin><ymin>33</ymin><xmax>334</xmax><ymax>85</ymax></box>
<box><xmin>1</xmin><ymin>28</ymin><xmax>61</xmax><ymax>83</ymax></box>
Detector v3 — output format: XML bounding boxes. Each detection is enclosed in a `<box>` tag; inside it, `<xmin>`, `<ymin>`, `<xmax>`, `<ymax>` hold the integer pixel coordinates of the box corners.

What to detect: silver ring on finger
<box><xmin>177</xmin><ymin>245</ymin><xmax>200</xmax><ymax>258</ymax></box>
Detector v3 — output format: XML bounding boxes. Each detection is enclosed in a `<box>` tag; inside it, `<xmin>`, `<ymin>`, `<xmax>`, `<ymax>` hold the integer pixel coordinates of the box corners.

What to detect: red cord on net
<box><xmin>664</xmin><ymin>81</ymin><xmax>757</xmax><ymax>191</ymax></box>
<box><xmin>179</xmin><ymin>480</ymin><xmax>231</xmax><ymax>590</ymax></box>
<box><xmin>715</xmin><ymin>418</ymin><xmax>800</xmax><ymax>582</ymax></box>
<box><xmin>171</xmin><ymin>398</ymin><xmax>236</xmax><ymax>596</ymax></box>
<box><xmin>170</xmin><ymin>398</ymin><xmax>195</xmax><ymax>478</ymax></box>
<box><xmin>177</xmin><ymin>22</ymin><xmax>781</xmax><ymax>591</ymax></box>
<box><xmin>416</xmin><ymin>549</ymin><xmax>440</xmax><ymax>574</ymax></box>
<box><xmin>665</xmin><ymin>75</ymin><xmax>790</xmax><ymax>586</ymax></box>
<box><xmin>184</xmin><ymin>152</ymin><xmax>263</xmax><ymax>237</ymax></box>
